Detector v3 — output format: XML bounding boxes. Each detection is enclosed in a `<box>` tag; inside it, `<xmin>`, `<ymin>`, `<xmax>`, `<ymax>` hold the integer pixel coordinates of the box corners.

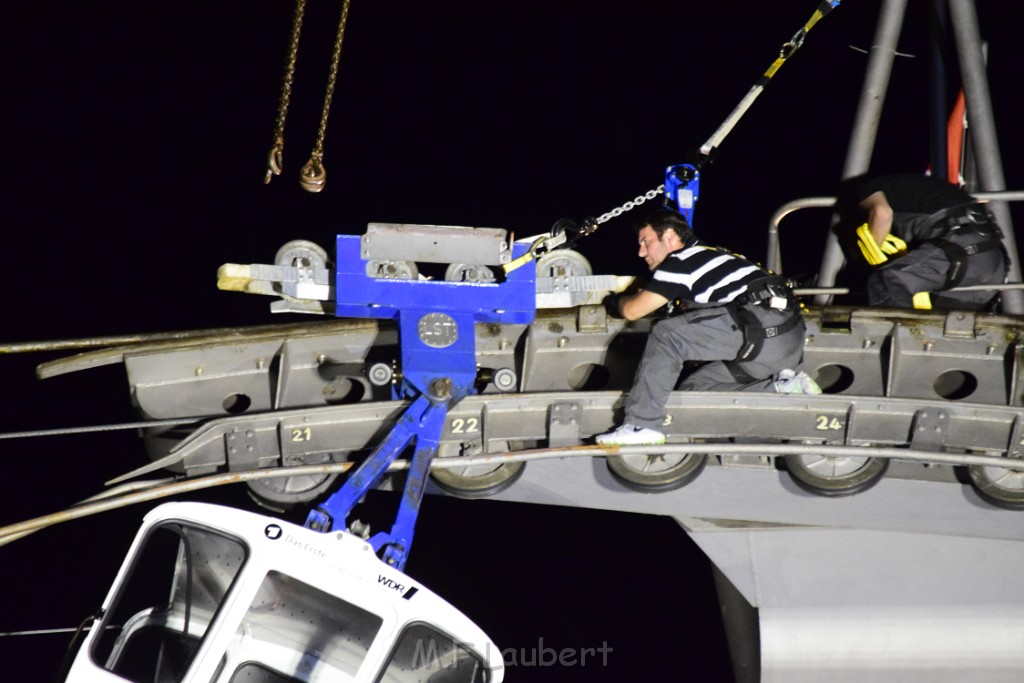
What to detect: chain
<box><xmin>264</xmin><ymin>0</ymin><xmax>308</xmax><ymax>184</ymax></box>
<box><xmin>300</xmin><ymin>0</ymin><xmax>352</xmax><ymax>193</ymax></box>
<box><xmin>594</xmin><ymin>184</ymin><xmax>665</xmax><ymax>225</ymax></box>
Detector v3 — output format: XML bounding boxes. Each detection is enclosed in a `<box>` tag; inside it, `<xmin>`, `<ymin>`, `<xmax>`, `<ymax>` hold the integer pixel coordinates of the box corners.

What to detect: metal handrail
<box><xmin>766</xmin><ymin>196</ymin><xmax>836</xmax><ymax>274</ymax></box>
<box><xmin>766</xmin><ymin>189</ymin><xmax>1024</xmax><ymax>276</ymax></box>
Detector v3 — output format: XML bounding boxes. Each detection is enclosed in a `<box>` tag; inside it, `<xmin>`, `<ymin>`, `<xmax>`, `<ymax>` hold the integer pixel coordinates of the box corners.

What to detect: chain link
<box><xmin>300</xmin><ymin>0</ymin><xmax>351</xmax><ymax>192</ymax></box>
<box><xmin>594</xmin><ymin>185</ymin><xmax>665</xmax><ymax>225</ymax></box>
<box><xmin>310</xmin><ymin>0</ymin><xmax>350</xmax><ymax>158</ymax></box>
<box><xmin>264</xmin><ymin>0</ymin><xmax>308</xmax><ymax>184</ymax></box>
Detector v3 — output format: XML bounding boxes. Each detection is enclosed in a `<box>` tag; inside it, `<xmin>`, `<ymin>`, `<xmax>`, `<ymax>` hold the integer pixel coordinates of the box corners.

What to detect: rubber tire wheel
<box><xmin>431</xmin><ymin>461</ymin><xmax>525</xmax><ymax>500</ymax></box>
<box><xmin>606</xmin><ymin>452</ymin><xmax>706</xmax><ymax>493</ymax></box>
<box><xmin>967</xmin><ymin>463</ymin><xmax>1024</xmax><ymax>510</ymax></box>
<box><xmin>784</xmin><ymin>453</ymin><xmax>888</xmax><ymax>497</ymax></box>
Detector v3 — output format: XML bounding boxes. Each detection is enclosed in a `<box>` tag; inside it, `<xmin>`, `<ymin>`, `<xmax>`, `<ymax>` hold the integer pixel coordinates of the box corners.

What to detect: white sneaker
<box><xmin>773</xmin><ymin>369</ymin><xmax>822</xmax><ymax>395</ymax></box>
<box><xmin>595</xmin><ymin>423</ymin><xmax>667</xmax><ymax>446</ymax></box>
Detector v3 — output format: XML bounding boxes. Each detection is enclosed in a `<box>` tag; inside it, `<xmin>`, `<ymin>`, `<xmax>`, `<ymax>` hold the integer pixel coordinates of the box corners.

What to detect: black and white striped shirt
<box><xmin>644</xmin><ymin>238</ymin><xmax>768</xmax><ymax>306</ymax></box>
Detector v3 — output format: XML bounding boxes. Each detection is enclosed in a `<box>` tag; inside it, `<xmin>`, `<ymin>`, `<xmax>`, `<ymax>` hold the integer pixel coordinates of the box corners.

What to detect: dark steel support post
<box><xmin>815</xmin><ymin>0</ymin><xmax>909</xmax><ymax>303</ymax></box>
<box><xmin>928</xmin><ymin>0</ymin><xmax>951</xmax><ymax>182</ymax></box>
<box><xmin>948</xmin><ymin>0</ymin><xmax>1023</xmax><ymax>313</ymax></box>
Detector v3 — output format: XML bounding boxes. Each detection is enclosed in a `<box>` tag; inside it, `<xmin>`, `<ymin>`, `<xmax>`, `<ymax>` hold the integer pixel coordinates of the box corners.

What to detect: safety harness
<box><xmin>933</xmin><ymin>237</ymin><xmax>1003</xmax><ymax>289</ymax></box>
<box><xmin>670</xmin><ymin>250</ymin><xmax>800</xmax><ymax>367</ymax></box>
<box><xmin>729</xmin><ymin>275</ymin><xmax>795</xmax><ymax>310</ymax></box>
<box><xmin>930</xmin><ymin>206</ymin><xmax>1005</xmax><ymax>289</ymax></box>
<box><xmin>728</xmin><ymin>277</ymin><xmax>802</xmax><ymax>363</ymax></box>
<box><xmin>898</xmin><ymin>204</ymin><xmax>1005</xmax><ymax>290</ymax></box>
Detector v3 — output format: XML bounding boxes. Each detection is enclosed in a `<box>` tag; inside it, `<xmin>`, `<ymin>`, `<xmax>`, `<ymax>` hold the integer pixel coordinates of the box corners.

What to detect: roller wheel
<box><xmin>784</xmin><ymin>451</ymin><xmax>888</xmax><ymax>497</ymax></box>
<box><xmin>967</xmin><ymin>462</ymin><xmax>1024</xmax><ymax>510</ymax></box>
<box><xmin>535</xmin><ymin>249</ymin><xmax>593</xmax><ymax>278</ymax></box>
<box><xmin>445</xmin><ymin>263</ymin><xmax>497</xmax><ymax>283</ymax></box>
<box><xmin>366</xmin><ymin>259</ymin><xmax>418</xmax><ymax>280</ymax></box>
<box><xmin>430</xmin><ymin>440</ymin><xmax>530</xmax><ymax>499</ymax></box>
<box><xmin>275</xmin><ymin>239</ymin><xmax>331</xmax><ymax>269</ymax></box>
<box><xmin>606</xmin><ymin>451</ymin><xmax>706</xmax><ymax>492</ymax></box>
<box><xmin>246</xmin><ymin>452</ymin><xmax>344</xmax><ymax>512</ymax></box>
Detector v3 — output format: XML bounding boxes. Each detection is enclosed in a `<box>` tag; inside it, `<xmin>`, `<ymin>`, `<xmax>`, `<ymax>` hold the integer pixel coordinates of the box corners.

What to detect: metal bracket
<box><xmin>909</xmin><ymin>408</ymin><xmax>949</xmax><ymax>452</ymax></box>
<box><xmin>943</xmin><ymin>310</ymin><xmax>977</xmax><ymax>339</ymax></box>
<box><xmin>577</xmin><ymin>304</ymin><xmax>608</xmax><ymax>334</ymax></box>
<box><xmin>548</xmin><ymin>402</ymin><xmax>582</xmax><ymax>448</ymax></box>
<box><xmin>225</xmin><ymin>426</ymin><xmax>273</xmax><ymax>471</ymax></box>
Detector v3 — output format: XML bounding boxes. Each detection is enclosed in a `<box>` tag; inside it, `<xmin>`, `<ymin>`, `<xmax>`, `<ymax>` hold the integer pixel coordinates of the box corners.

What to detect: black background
<box><xmin>2</xmin><ymin>2</ymin><xmax>1023</xmax><ymax>681</ymax></box>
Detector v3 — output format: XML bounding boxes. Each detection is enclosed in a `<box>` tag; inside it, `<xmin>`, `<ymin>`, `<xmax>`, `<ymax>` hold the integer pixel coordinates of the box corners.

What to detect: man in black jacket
<box><xmin>836</xmin><ymin>173</ymin><xmax>1008</xmax><ymax>310</ymax></box>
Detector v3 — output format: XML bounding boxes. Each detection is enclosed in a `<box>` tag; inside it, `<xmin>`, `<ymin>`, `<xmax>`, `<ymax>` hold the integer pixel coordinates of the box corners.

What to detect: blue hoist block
<box><xmin>663</xmin><ymin>163</ymin><xmax>701</xmax><ymax>228</ymax></box>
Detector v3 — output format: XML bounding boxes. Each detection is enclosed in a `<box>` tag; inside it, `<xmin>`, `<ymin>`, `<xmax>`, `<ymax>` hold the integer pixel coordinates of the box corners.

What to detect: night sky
<box><xmin>2</xmin><ymin>1</ymin><xmax>1023</xmax><ymax>681</ymax></box>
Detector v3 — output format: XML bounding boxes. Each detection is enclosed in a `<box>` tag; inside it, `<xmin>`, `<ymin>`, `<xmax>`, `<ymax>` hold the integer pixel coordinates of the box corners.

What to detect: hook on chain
<box><xmin>262</xmin><ymin>0</ymin><xmax>349</xmax><ymax>193</ymax></box>
<box><xmin>300</xmin><ymin>154</ymin><xmax>327</xmax><ymax>193</ymax></box>
<box><xmin>264</xmin><ymin>138</ymin><xmax>285</xmax><ymax>184</ymax></box>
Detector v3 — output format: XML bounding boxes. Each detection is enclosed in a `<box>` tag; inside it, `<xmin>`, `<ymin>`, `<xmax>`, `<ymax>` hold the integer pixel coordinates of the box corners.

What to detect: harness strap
<box><xmin>932</xmin><ymin>238</ymin><xmax>1002</xmax><ymax>289</ymax></box>
<box><xmin>915</xmin><ymin>203</ymin><xmax>1002</xmax><ymax>239</ymax></box>
<box><xmin>730</xmin><ymin>275</ymin><xmax>794</xmax><ymax>310</ymax></box>
<box><xmin>667</xmin><ymin>268</ymin><xmax>796</xmax><ymax>314</ymax></box>
<box><xmin>728</xmin><ymin>307</ymin><xmax>803</xmax><ymax>363</ymax></box>
<box><xmin>724</xmin><ymin>360</ymin><xmax>760</xmax><ymax>384</ymax></box>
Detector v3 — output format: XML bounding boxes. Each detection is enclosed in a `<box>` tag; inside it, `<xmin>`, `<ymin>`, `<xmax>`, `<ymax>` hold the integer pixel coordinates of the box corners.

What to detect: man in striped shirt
<box><xmin>596</xmin><ymin>208</ymin><xmax>817</xmax><ymax>446</ymax></box>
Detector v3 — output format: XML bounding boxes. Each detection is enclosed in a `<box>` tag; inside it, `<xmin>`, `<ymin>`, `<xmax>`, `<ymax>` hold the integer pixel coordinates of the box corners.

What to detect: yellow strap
<box><xmin>503</xmin><ymin>236</ymin><xmax>549</xmax><ymax>274</ymax></box>
<box><xmin>856</xmin><ymin>224</ymin><xmax>888</xmax><ymax>265</ymax></box>
<box><xmin>913</xmin><ymin>292</ymin><xmax>932</xmax><ymax>309</ymax></box>
<box><xmin>881</xmin><ymin>233</ymin><xmax>907</xmax><ymax>255</ymax></box>
<box><xmin>503</xmin><ymin>251</ymin><xmax>535</xmax><ymax>274</ymax></box>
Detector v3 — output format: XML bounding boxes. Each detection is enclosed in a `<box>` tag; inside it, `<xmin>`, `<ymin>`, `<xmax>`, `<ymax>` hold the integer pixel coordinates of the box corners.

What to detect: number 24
<box><xmin>815</xmin><ymin>415</ymin><xmax>843</xmax><ymax>431</ymax></box>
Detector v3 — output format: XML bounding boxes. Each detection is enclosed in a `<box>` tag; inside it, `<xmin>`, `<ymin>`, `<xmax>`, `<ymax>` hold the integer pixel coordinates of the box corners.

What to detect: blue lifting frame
<box><xmin>305</xmin><ymin>228</ymin><xmax>536</xmax><ymax>569</ymax></box>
